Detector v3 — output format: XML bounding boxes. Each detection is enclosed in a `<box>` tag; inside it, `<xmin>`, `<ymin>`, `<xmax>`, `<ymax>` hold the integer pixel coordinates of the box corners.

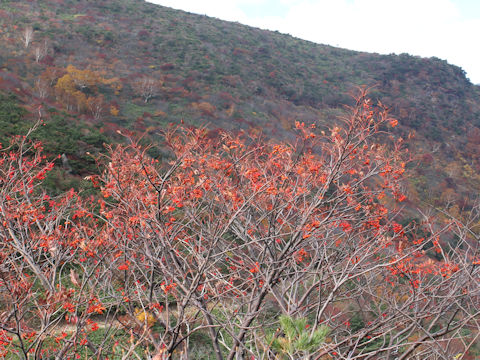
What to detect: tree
<box><xmin>86</xmin><ymin>94</ymin><xmax>104</xmax><ymax>120</ymax></box>
<box><xmin>21</xmin><ymin>26</ymin><xmax>33</xmax><ymax>48</ymax></box>
<box><xmin>54</xmin><ymin>73</ymin><xmax>85</xmax><ymax>111</ymax></box>
<box><xmin>55</xmin><ymin>66</ymin><xmax>103</xmax><ymax>112</ymax></box>
<box><xmin>65</xmin><ymin>64</ymin><xmax>101</xmax><ymax>91</ymax></box>
<box><xmin>0</xmin><ymin>91</ymin><xmax>478</xmax><ymax>359</ymax></box>
<box><xmin>0</xmin><ymin>124</ymin><xmax>115</xmax><ymax>359</ymax></box>
<box><xmin>33</xmin><ymin>39</ymin><xmax>50</xmax><ymax>63</ymax></box>
<box><xmin>191</xmin><ymin>101</ymin><xmax>216</xmax><ymax>117</ymax></box>
<box><xmin>267</xmin><ymin>315</ymin><xmax>329</xmax><ymax>359</ymax></box>
<box><xmin>91</xmin><ymin>90</ymin><xmax>480</xmax><ymax>359</ymax></box>
<box><xmin>132</xmin><ymin>76</ymin><xmax>162</xmax><ymax>103</ymax></box>
<box><xmin>53</xmin><ymin>65</ymin><xmax>111</xmax><ymax>113</ymax></box>
<box><xmin>33</xmin><ymin>77</ymin><xmax>50</xmax><ymax>99</ymax></box>
<box><xmin>40</xmin><ymin>67</ymin><xmax>64</xmax><ymax>87</ymax></box>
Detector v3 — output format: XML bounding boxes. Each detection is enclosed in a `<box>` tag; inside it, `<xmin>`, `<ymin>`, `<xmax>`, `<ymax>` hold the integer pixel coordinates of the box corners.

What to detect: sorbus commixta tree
<box><xmin>1</xmin><ymin>91</ymin><xmax>478</xmax><ymax>359</ymax></box>
<box><xmin>94</xmin><ymin>90</ymin><xmax>479</xmax><ymax>359</ymax></box>
<box><xmin>0</xmin><ymin>124</ymin><xmax>122</xmax><ymax>359</ymax></box>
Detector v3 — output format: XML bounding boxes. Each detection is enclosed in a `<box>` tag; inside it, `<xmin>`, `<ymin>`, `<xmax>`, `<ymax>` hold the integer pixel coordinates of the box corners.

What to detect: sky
<box><xmin>147</xmin><ymin>0</ymin><xmax>480</xmax><ymax>84</ymax></box>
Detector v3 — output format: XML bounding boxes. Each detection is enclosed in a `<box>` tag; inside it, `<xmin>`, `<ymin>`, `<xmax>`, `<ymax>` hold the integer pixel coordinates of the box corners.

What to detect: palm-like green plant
<box><xmin>267</xmin><ymin>315</ymin><xmax>329</xmax><ymax>359</ymax></box>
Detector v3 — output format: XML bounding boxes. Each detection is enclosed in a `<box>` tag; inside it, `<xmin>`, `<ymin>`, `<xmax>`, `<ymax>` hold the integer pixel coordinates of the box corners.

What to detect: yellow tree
<box><xmin>66</xmin><ymin>64</ymin><xmax>101</xmax><ymax>90</ymax></box>
<box><xmin>55</xmin><ymin>73</ymin><xmax>87</xmax><ymax>112</ymax></box>
<box><xmin>55</xmin><ymin>65</ymin><xmax>106</xmax><ymax>112</ymax></box>
<box><xmin>55</xmin><ymin>73</ymin><xmax>77</xmax><ymax>110</ymax></box>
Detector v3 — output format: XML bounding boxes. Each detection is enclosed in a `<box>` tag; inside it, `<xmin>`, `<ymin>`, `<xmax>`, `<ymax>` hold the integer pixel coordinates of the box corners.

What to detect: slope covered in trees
<box><xmin>0</xmin><ymin>0</ymin><xmax>479</xmax><ymax>218</ymax></box>
<box><xmin>0</xmin><ymin>0</ymin><xmax>479</xmax><ymax>357</ymax></box>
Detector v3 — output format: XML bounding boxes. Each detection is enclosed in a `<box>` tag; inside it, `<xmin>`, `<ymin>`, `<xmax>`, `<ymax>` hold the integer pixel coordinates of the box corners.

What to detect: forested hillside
<box><xmin>1</xmin><ymin>0</ymin><xmax>479</xmax><ymax>214</ymax></box>
<box><xmin>0</xmin><ymin>0</ymin><xmax>479</xmax><ymax>358</ymax></box>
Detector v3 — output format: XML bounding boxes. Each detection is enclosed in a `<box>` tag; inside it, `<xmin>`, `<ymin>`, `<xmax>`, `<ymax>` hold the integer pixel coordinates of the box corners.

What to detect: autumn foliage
<box><xmin>1</xmin><ymin>93</ymin><xmax>479</xmax><ymax>359</ymax></box>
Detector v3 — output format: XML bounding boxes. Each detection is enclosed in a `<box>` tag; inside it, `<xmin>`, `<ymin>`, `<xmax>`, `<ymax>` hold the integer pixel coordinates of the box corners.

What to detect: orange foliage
<box><xmin>1</xmin><ymin>92</ymin><xmax>478</xmax><ymax>359</ymax></box>
<box><xmin>191</xmin><ymin>101</ymin><xmax>216</xmax><ymax>117</ymax></box>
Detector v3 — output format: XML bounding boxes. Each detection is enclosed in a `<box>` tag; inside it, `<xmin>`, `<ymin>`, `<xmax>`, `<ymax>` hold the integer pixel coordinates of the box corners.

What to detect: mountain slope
<box><xmin>0</xmin><ymin>0</ymin><xmax>479</xmax><ymax>213</ymax></box>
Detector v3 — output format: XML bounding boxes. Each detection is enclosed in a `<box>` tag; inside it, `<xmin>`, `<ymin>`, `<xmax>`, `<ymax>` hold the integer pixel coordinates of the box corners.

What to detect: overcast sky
<box><xmin>147</xmin><ymin>0</ymin><xmax>480</xmax><ymax>84</ymax></box>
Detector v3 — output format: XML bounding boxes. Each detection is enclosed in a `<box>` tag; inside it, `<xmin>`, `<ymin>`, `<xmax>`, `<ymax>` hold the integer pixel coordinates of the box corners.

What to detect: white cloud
<box><xmin>148</xmin><ymin>0</ymin><xmax>480</xmax><ymax>83</ymax></box>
